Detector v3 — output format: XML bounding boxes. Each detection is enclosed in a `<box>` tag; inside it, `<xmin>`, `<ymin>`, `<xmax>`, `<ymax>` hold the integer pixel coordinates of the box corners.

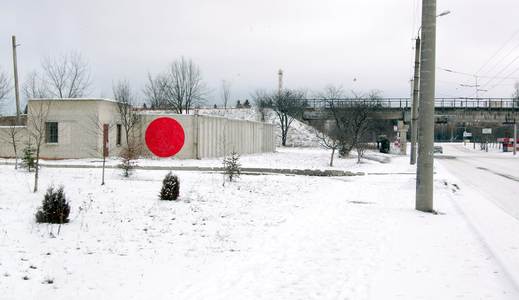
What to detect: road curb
<box><xmin>0</xmin><ymin>161</ymin><xmax>365</xmax><ymax>177</ymax></box>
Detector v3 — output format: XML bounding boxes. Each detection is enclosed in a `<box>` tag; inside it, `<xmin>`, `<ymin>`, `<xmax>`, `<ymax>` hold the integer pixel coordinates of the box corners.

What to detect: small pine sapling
<box><xmin>35</xmin><ymin>186</ymin><xmax>71</xmax><ymax>224</ymax></box>
<box><xmin>118</xmin><ymin>146</ymin><xmax>138</xmax><ymax>177</ymax></box>
<box><xmin>223</xmin><ymin>151</ymin><xmax>241</xmax><ymax>182</ymax></box>
<box><xmin>22</xmin><ymin>145</ymin><xmax>36</xmax><ymax>172</ymax></box>
<box><xmin>160</xmin><ymin>172</ymin><xmax>180</xmax><ymax>200</ymax></box>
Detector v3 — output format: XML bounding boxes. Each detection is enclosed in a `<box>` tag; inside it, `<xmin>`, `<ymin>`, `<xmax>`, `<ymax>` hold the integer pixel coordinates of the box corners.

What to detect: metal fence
<box><xmin>305</xmin><ymin>98</ymin><xmax>519</xmax><ymax>110</ymax></box>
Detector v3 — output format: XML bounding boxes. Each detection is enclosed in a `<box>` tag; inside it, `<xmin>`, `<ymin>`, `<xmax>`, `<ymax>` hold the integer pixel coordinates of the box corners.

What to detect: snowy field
<box><xmin>1</xmin><ymin>147</ymin><xmax>519</xmax><ymax>299</ymax></box>
<box><xmin>0</xmin><ymin>147</ymin><xmax>412</xmax><ymax>175</ymax></box>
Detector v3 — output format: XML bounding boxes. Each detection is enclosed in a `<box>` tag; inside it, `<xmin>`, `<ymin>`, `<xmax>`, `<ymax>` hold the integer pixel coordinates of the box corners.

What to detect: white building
<box><xmin>0</xmin><ymin>98</ymin><xmax>276</xmax><ymax>160</ymax></box>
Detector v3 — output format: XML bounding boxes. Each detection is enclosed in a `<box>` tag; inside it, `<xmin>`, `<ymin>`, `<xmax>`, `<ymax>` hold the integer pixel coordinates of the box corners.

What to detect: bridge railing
<box><xmin>433</xmin><ymin>98</ymin><xmax>518</xmax><ymax>109</ymax></box>
<box><xmin>304</xmin><ymin>98</ymin><xmax>519</xmax><ymax>109</ymax></box>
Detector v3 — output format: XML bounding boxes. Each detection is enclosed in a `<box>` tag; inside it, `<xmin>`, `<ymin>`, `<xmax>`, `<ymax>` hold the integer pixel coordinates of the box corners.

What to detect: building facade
<box><xmin>0</xmin><ymin>98</ymin><xmax>276</xmax><ymax>160</ymax></box>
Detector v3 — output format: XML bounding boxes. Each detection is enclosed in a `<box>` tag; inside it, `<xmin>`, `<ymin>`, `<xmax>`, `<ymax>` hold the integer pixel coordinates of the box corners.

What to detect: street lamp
<box><xmin>440</xmin><ymin>68</ymin><xmax>485</xmax><ymax>98</ymax></box>
<box><xmin>437</xmin><ymin>10</ymin><xmax>451</xmax><ymax>17</ymax></box>
<box><xmin>460</xmin><ymin>83</ymin><xmax>488</xmax><ymax>98</ymax></box>
<box><xmin>415</xmin><ymin>10</ymin><xmax>450</xmax><ymax>35</ymax></box>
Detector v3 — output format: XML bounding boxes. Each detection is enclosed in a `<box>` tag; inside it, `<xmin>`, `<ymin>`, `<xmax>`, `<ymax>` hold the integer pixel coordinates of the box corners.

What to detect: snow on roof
<box><xmin>139</xmin><ymin>109</ymin><xmax>273</xmax><ymax>125</ymax></box>
<box><xmin>28</xmin><ymin>98</ymin><xmax>119</xmax><ymax>103</ymax></box>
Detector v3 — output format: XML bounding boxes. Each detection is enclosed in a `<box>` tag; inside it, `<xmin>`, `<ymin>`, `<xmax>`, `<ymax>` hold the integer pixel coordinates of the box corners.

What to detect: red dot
<box><xmin>145</xmin><ymin>117</ymin><xmax>185</xmax><ymax>157</ymax></box>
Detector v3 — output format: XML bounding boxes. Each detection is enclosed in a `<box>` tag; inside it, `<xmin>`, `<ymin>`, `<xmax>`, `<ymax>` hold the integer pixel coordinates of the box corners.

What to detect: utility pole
<box><xmin>514</xmin><ymin>120</ymin><xmax>517</xmax><ymax>156</ymax></box>
<box><xmin>416</xmin><ymin>0</ymin><xmax>437</xmax><ymax>212</ymax></box>
<box><xmin>474</xmin><ymin>75</ymin><xmax>479</xmax><ymax>99</ymax></box>
<box><xmin>278</xmin><ymin>69</ymin><xmax>283</xmax><ymax>96</ymax></box>
<box><xmin>410</xmin><ymin>37</ymin><xmax>421</xmax><ymax>165</ymax></box>
<box><xmin>12</xmin><ymin>35</ymin><xmax>21</xmax><ymax>123</ymax></box>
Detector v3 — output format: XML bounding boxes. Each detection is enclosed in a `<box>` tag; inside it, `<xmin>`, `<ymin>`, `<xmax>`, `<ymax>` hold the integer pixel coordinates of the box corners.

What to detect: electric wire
<box><xmin>475</xmin><ymin>29</ymin><xmax>519</xmax><ymax>75</ymax></box>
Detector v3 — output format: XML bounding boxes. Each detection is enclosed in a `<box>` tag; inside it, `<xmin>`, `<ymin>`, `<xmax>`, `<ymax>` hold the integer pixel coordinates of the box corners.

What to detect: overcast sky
<box><xmin>1</xmin><ymin>0</ymin><xmax>519</xmax><ymax>111</ymax></box>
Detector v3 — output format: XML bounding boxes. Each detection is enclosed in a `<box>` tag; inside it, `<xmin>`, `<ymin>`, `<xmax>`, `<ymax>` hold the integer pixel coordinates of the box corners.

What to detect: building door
<box><xmin>103</xmin><ymin>124</ymin><xmax>109</xmax><ymax>157</ymax></box>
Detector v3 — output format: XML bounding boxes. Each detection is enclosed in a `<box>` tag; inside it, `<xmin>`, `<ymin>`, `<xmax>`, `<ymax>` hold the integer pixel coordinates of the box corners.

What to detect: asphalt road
<box><xmin>437</xmin><ymin>143</ymin><xmax>519</xmax><ymax>221</ymax></box>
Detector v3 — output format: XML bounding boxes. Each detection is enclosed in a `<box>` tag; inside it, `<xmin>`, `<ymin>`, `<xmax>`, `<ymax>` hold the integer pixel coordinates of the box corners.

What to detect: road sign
<box><xmin>482</xmin><ymin>128</ymin><xmax>492</xmax><ymax>134</ymax></box>
<box><xmin>463</xmin><ymin>131</ymin><xmax>472</xmax><ymax>137</ymax></box>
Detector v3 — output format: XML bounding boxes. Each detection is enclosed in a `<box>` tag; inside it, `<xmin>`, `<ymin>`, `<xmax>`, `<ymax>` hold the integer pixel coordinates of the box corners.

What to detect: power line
<box><xmin>476</xmin><ymin>29</ymin><xmax>519</xmax><ymax>75</ymax></box>
<box><xmin>479</xmin><ymin>40</ymin><xmax>519</xmax><ymax>77</ymax></box>
<box><xmin>438</xmin><ymin>67</ymin><xmax>519</xmax><ymax>80</ymax></box>
<box><xmin>477</xmin><ymin>54</ymin><xmax>519</xmax><ymax>92</ymax></box>
<box><xmin>485</xmin><ymin>64</ymin><xmax>519</xmax><ymax>93</ymax></box>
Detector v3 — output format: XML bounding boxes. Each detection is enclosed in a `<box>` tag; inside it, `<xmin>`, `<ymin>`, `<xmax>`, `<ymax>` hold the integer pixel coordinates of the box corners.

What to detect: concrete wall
<box><xmin>195</xmin><ymin>115</ymin><xmax>276</xmax><ymax>158</ymax></box>
<box><xmin>0</xmin><ymin>99</ymin><xmax>276</xmax><ymax>160</ymax></box>
<box><xmin>0</xmin><ymin>126</ymin><xmax>28</xmax><ymax>158</ymax></box>
<box><xmin>139</xmin><ymin>113</ymin><xmax>276</xmax><ymax>159</ymax></box>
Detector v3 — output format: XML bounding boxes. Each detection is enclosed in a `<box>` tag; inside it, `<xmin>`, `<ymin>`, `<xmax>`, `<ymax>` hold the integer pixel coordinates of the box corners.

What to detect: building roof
<box><xmin>28</xmin><ymin>98</ymin><xmax>119</xmax><ymax>103</ymax></box>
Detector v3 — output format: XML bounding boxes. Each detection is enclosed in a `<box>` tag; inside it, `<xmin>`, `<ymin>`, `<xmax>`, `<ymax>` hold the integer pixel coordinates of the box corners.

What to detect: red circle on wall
<box><xmin>145</xmin><ymin>117</ymin><xmax>185</xmax><ymax>157</ymax></box>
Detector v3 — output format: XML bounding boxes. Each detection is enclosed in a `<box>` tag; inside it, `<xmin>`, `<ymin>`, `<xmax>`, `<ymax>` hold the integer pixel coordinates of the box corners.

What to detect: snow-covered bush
<box><xmin>223</xmin><ymin>151</ymin><xmax>241</xmax><ymax>182</ymax></box>
<box><xmin>35</xmin><ymin>186</ymin><xmax>70</xmax><ymax>224</ymax></box>
<box><xmin>160</xmin><ymin>172</ymin><xmax>180</xmax><ymax>200</ymax></box>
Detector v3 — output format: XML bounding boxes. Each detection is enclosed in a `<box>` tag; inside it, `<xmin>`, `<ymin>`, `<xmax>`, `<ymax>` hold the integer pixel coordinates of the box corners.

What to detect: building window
<box><xmin>116</xmin><ymin>124</ymin><xmax>122</xmax><ymax>146</ymax></box>
<box><xmin>45</xmin><ymin>122</ymin><xmax>58</xmax><ymax>144</ymax></box>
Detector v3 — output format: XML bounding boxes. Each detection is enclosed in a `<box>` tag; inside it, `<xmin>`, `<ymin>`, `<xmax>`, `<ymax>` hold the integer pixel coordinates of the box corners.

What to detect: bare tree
<box><xmin>0</xmin><ymin>119</ymin><xmax>23</xmax><ymax>169</ymax></box>
<box><xmin>0</xmin><ymin>68</ymin><xmax>11</xmax><ymax>113</ymax></box>
<box><xmin>315</xmin><ymin>84</ymin><xmax>346</xmax><ymax>100</ymax></box>
<box><xmin>316</xmin><ymin>129</ymin><xmax>340</xmax><ymax>167</ymax></box>
<box><xmin>327</xmin><ymin>93</ymin><xmax>375</xmax><ymax>163</ymax></box>
<box><xmin>114</xmin><ymin>80</ymin><xmax>139</xmax><ymax>146</ymax></box>
<box><xmin>355</xmin><ymin>142</ymin><xmax>370</xmax><ymax>164</ymax></box>
<box><xmin>143</xmin><ymin>73</ymin><xmax>168</xmax><ymax>109</ymax></box>
<box><xmin>221</xmin><ymin>80</ymin><xmax>231</xmax><ymax>109</ymax></box>
<box><xmin>269</xmin><ymin>89</ymin><xmax>306</xmax><ymax>146</ymax></box>
<box><xmin>148</xmin><ymin>57</ymin><xmax>206</xmax><ymax>114</ymax></box>
<box><xmin>251</xmin><ymin>89</ymin><xmax>271</xmax><ymax>122</ymax></box>
<box><xmin>28</xmin><ymin>100</ymin><xmax>51</xmax><ymax>192</ymax></box>
<box><xmin>23</xmin><ymin>71</ymin><xmax>49</xmax><ymax>100</ymax></box>
<box><xmin>41</xmin><ymin>52</ymin><xmax>91</xmax><ymax>98</ymax></box>
<box><xmin>86</xmin><ymin>112</ymin><xmax>115</xmax><ymax>185</ymax></box>
<box><xmin>114</xmin><ymin>80</ymin><xmax>141</xmax><ymax>177</ymax></box>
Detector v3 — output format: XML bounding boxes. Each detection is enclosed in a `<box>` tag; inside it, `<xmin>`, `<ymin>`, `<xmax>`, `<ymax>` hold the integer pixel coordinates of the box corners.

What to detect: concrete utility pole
<box><xmin>474</xmin><ymin>75</ymin><xmax>479</xmax><ymax>99</ymax></box>
<box><xmin>416</xmin><ymin>0</ymin><xmax>437</xmax><ymax>212</ymax></box>
<box><xmin>278</xmin><ymin>69</ymin><xmax>283</xmax><ymax>96</ymax></box>
<box><xmin>410</xmin><ymin>37</ymin><xmax>421</xmax><ymax>165</ymax></box>
<box><xmin>12</xmin><ymin>35</ymin><xmax>21</xmax><ymax>123</ymax></box>
<box><xmin>514</xmin><ymin>121</ymin><xmax>517</xmax><ymax>156</ymax></box>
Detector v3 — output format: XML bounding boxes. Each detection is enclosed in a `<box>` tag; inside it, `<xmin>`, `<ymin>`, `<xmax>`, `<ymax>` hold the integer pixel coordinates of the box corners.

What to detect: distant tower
<box><xmin>278</xmin><ymin>69</ymin><xmax>283</xmax><ymax>96</ymax></box>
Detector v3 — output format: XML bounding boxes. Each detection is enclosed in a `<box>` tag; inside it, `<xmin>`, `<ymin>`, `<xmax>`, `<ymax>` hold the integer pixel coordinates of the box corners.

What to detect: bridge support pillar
<box><xmin>398</xmin><ymin>120</ymin><xmax>409</xmax><ymax>155</ymax></box>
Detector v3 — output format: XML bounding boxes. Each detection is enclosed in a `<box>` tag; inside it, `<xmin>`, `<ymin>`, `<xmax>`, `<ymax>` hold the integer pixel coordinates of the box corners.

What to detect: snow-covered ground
<box><xmin>1</xmin><ymin>146</ymin><xmax>519</xmax><ymax>299</ymax></box>
<box><xmin>437</xmin><ymin>143</ymin><xmax>519</xmax><ymax>220</ymax></box>
<box><xmin>435</xmin><ymin>143</ymin><xmax>519</xmax><ymax>294</ymax></box>
<box><xmin>0</xmin><ymin>147</ymin><xmax>412</xmax><ymax>175</ymax></box>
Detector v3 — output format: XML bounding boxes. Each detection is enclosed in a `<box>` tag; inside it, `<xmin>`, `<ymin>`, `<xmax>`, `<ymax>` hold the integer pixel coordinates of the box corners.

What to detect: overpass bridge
<box><xmin>302</xmin><ymin>98</ymin><xmax>519</xmax><ymax>142</ymax></box>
